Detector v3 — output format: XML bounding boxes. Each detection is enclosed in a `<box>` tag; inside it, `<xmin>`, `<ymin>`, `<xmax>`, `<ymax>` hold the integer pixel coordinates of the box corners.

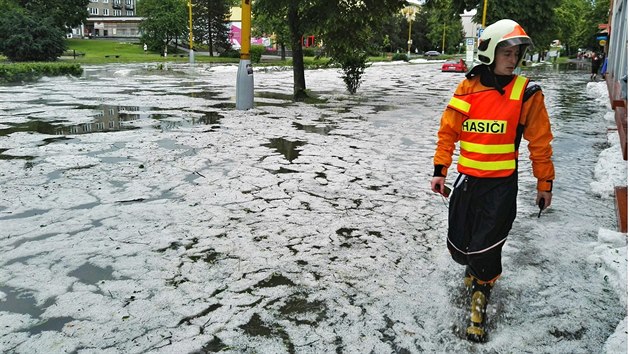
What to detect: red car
<box><xmin>441</xmin><ymin>59</ymin><xmax>468</xmax><ymax>73</ymax></box>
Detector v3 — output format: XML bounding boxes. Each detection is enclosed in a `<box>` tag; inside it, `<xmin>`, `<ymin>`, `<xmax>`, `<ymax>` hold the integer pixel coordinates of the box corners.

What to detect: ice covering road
<box><xmin>0</xmin><ymin>61</ymin><xmax>626</xmax><ymax>353</ymax></box>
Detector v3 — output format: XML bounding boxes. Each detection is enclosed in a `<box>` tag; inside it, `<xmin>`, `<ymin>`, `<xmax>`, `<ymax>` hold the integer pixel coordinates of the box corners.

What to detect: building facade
<box><xmin>74</xmin><ymin>0</ymin><xmax>142</xmax><ymax>39</ymax></box>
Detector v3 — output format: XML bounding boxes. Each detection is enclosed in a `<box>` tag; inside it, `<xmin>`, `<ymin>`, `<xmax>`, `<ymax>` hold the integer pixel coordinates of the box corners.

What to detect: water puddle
<box><xmin>26</xmin><ymin>317</ymin><xmax>74</xmax><ymax>335</ymax></box>
<box><xmin>263</xmin><ymin>138</ymin><xmax>306</xmax><ymax>162</ymax></box>
<box><xmin>0</xmin><ymin>120</ymin><xmax>68</xmax><ymax>137</ymax></box>
<box><xmin>255</xmin><ymin>92</ymin><xmax>295</xmax><ymax>101</ymax></box>
<box><xmin>264</xmin><ymin>166</ymin><xmax>300</xmax><ymax>174</ymax></box>
<box><xmin>0</xmin><ymin>208</ymin><xmax>49</xmax><ymax>220</ymax></box>
<box><xmin>292</xmin><ymin>122</ymin><xmax>334</xmax><ymax>135</ymax></box>
<box><xmin>68</xmin><ymin>263</ymin><xmax>116</xmax><ymax>285</ymax></box>
<box><xmin>0</xmin><ymin>148</ymin><xmax>35</xmax><ymax>161</ymax></box>
<box><xmin>0</xmin><ymin>286</ymin><xmax>55</xmax><ymax>317</ymax></box>
<box><xmin>187</xmin><ymin>91</ymin><xmax>223</xmax><ymax>100</ymax></box>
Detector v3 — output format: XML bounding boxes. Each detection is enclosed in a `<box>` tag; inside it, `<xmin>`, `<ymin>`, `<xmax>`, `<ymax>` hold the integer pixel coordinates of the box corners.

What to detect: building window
<box><xmin>88</xmin><ymin>8</ymin><xmax>99</xmax><ymax>15</ymax></box>
<box><xmin>103</xmin><ymin>0</ymin><xmax>108</xmax><ymax>2</ymax></box>
<box><xmin>126</xmin><ymin>10</ymin><xmax>134</xmax><ymax>16</ymax></box>
<box><xmin>90</xmin><ymin>0</ymin><xmax>98</xmax><ymax>2</ymax></box>
<box><xmin>103</xmin><ymin>8</ymin><xmax>109</xmax><ymax>16</ymax></box>
<box><xmin>113</xmin><ymin>9</ymin><xmax>122</xmax><ymax>16</ymax></box>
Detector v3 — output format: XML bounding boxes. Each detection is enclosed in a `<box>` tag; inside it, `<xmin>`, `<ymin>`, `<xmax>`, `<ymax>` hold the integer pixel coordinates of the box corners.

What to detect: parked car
<box><xmin>441</xmin><ymin>59</ymin><xmax>468</xmax><ymax>73</ymax></box>
<box><xmin>425</xmin><ymin>50</ymin><xmax>441</xmax><ymax>57</ymax></box>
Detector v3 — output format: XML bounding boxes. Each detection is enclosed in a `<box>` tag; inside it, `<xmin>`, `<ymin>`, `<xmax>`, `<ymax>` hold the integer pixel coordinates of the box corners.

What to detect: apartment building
<box><xmin>76</xmin><ymin>0</ymin><xmax>141</xmax><ymax>39</ymax></box>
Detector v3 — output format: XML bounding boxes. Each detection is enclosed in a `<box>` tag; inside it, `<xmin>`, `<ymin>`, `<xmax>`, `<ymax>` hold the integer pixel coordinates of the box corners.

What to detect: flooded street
<box><xmin>0</xmin><ymin>61</ymin><xmax>626</xmax><ymax>353</ymax></box>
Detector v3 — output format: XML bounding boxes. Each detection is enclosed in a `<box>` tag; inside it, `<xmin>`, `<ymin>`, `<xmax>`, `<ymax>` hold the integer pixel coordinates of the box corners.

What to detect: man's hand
<box><xmin>536</xmin><ymin>191</ymin><xmax>552</xmax><ymax>210</ymax></box>
<box><xmin>431</xmin><ymin>176</ymin><xmax>448</xmax><ymax>197</ymax></box>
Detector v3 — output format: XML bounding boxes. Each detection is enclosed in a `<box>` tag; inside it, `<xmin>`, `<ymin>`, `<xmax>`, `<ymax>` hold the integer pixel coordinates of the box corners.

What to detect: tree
<box><xmin>318</xmin><ymin>0</ymin><xmax>407</xmax><ymax>94</ymax></box>
<box><xmin>138</xmin><ymin>0</ymin><xmax>188</xmax><ymax>53</ymax></box>
<box><xmin>252</xmin><ymin>9</ymin><xmax>291</xmax><ymax>60</ymax></box>
<box><xmin>0</xmin><ymin>8</ymin><xmax>65</xmax><ymax>61</ymax></box>
<box><xmin>192</xmin><ymin>0</ymin><xmax>232</xmax><ymax>56</ymax></box>
<box><xmin>254</xmin><ymin>0</ymin><xmax>320</xmax><ymax>100</ymax></box>
<box><xmin>378</xmin><ymin>11</ymin><xmax>430</xmax><ymax>54</ymax></box>
<box><xmin>425</xmin><ymin>0</ymin><xmax>464</xmax><ymax>54</ymax></box>
<box><xmin>554</xmin><ymin>0</ymin><xmax>590</xmax><ymax>56</ymax></box>
<box><xmin>255</xmin><ymin>0</ymin><xmax>406</xmax><ymax>98</ymax></box>
<box><xmin>448</xmin><ymin>0</ymin><xmax>560</xmax><ymax>59</ymax></box>
<box><xmin>16</xmin><ymin>0</ymin><xmax>89</xmax><ymax>30</ymax></box>
<box><xmin>0</xmin><ymin>0</ymin><xmax>87</xmax><ymax>61</ymax></box>
<box><xmin>581</xmin><ymin>0</ymin><xmax>610</xmax><ymax>50</ymax></box>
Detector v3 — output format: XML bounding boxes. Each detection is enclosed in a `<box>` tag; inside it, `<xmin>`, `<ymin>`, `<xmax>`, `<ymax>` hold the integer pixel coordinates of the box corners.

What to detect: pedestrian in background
<box><xmin>430</xmin><ymin>19</ymin><xmax>555</xmax><ymax>342</ymax></box>
<box><xmin>600</xmin><ymin>54</ymin><xmax>608</xmax><ymax>80</ymax></box>
<box><xmin>591</xmin><ymin>52</ymin><xmax>602</xmax><ymax>80</ymax></box>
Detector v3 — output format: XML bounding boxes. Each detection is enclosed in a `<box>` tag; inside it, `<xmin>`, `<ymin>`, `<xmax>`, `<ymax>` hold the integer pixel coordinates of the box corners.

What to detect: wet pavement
<box><xmin>0</xmin><ymin>61</ymin><xmax>626</xmax><ymax>353</ymax></box>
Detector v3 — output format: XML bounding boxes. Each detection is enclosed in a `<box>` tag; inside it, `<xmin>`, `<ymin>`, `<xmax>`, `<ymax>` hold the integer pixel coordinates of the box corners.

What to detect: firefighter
<box><xmin>429</xmin><ymin>19</ymin><xmax>555</xmax><ymax>342</ymax></box>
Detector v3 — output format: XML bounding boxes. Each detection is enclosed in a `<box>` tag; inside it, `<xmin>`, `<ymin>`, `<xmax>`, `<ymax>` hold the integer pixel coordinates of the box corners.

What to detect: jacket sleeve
<box><xmin>433</xmin><ymin>93</ymin><xmax>464</xmax><ymax>177</ymax></box>
<box><xmin>521</xmin><ymin>90</ymin><xmax>555</xmax><ymax>191</ymax></box>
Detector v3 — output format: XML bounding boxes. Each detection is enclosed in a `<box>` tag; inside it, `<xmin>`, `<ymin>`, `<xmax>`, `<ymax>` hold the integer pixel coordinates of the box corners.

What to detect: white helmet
<box><xmin>477</xmin><ymin>19</ymin><xmax>533</xmax><ymax>65</ymax></box>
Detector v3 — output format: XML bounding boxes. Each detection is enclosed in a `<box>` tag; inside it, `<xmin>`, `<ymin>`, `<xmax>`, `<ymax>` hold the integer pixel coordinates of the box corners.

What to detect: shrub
<box><xmin>250</xmin><ymin>45</ymin><xmax>266</xmax><ymax>64</ymax></box>
<box><xmin>302</xmin><ymin>47</ymin><xmax>315</xmax><ymax>57</ymax></box>
<box><xmin>391</xmin><ymin>53</ymin><xmax>409</xmax><ymax>61</ymax></box>
<box><xmin>338</xmin><ymin>52</ymin><xmax>369</xmax><ymax>94</ymax></box>
<box><xmin>219</xmin><ymin>49</ymin><xmax>240</xmax><ymax>58</ymax></box>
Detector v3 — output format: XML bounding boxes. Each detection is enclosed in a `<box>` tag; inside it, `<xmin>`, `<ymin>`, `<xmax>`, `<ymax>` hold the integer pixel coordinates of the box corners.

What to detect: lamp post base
<box><xmin>236</xmin><ymin>59</ymin><xmax>254</xmax><ymax>110</ymax></box>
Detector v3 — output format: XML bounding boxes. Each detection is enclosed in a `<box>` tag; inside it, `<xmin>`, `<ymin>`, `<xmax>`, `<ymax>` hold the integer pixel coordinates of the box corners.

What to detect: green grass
<box><xmin>62</xmin><ymin>39</ymin><xmax>239</xmax><ymax>65</ymax></box>
<box><xmin>60</xmin><ymin>39</ymin><xmax>463</xmax><ymax>66</ymax></box>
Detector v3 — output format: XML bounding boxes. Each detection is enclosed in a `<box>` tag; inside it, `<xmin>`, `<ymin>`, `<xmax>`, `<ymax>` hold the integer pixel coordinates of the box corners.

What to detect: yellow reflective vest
<box><xmin>448</xmin><ymin>75</ymin><xmax>527</xmax><ymax>177</ymax></box>
<box><xmin>434</xmin><ymin>75</ymin><xmax>555</xmax><ymax>191</ymax></box>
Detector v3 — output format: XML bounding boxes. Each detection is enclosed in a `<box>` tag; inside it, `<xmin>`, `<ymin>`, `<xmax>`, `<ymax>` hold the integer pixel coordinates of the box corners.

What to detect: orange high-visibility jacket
<box><xmin>434</xmin><ymin>75</ymin><xmax>555</xmax><ymax>192</ymax></box>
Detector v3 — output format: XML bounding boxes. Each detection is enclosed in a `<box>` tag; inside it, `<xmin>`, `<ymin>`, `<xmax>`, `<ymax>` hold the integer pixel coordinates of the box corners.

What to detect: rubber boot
<box><xmin>466</xmin><ymin>280</ymin><xmax>493</xmax><ymax>342</ymax></box>
<box><xmin>463</xmin><ymin>266</ymin><xmax>473</xmax><ymax>289</ymax></box>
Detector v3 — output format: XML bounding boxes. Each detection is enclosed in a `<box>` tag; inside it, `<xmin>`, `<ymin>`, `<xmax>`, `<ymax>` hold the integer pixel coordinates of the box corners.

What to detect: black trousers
<box><xmin>446</xmin><ymin>173</ymin><xmax>518</xmax><ymax>282</ymax></box>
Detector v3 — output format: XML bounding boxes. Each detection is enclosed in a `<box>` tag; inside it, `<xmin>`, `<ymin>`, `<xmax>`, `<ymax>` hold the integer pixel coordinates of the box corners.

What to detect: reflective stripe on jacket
<box><xmin>447</xmin><ymin>75</ymin><xmax>528</xmax><ymax>178</ymax></box>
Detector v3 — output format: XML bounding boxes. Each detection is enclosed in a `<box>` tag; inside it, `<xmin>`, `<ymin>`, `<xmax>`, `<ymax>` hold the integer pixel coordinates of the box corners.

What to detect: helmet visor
<box><xmin>497</xmin><ymin>36</ymin><xmax>533</xmax><ymax>49</ymax></box>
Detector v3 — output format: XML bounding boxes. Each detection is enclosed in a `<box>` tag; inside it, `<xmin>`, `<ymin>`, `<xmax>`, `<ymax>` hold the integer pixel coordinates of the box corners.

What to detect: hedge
<box><xmin>0</xmin><ymin>62</ymin><xmax>83</xmax><ymax>83</ymax></box>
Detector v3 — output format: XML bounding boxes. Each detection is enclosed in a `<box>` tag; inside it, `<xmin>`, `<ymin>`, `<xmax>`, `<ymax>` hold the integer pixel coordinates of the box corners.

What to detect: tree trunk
<box><xmin>288</xmin><ymin>1</ymin><xmax>307</xmax><ymax>101</ymax></box>
<box><xmin>280</xmin><ymin>42</ymin><xmax>286</xmax><ymax>61</ymax></box>
<box><xmin>208</xmin><ymin>28</ymin><xmax>214</xmax><ymax>57</ymax></box>
<box><xmin>208</xmin><ymin>12</ymin><xmax>214</xmax><ymax>57</ymax></box>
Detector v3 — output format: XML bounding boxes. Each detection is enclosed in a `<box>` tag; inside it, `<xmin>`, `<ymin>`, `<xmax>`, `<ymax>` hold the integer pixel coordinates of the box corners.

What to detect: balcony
<box><xmin>125</xmin><ymin>3</ymin><xmax>134</xmax><ymax>9</ymax></box>
<box><xmin>112</xmin><ymin>2</ymin><xmax>122</xmax><ymax>9</ymax></box>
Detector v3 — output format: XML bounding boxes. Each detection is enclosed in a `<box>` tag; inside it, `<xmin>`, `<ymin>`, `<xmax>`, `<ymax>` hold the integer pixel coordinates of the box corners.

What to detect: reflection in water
<box><xmin>0</xmin><ymin>120</ymin><xmax>66</xmax><ymax>137</ymax></box>
<box><xmin>1</xmin><ymin>105</ymin><xmax>225</xmax><ymax>137</ymax></box>
<box><xmin>55</xmin><ymin>105</ymin><xmax>144</xmax><ymax>135</ymax></box>
<box><xmin>263</xmin><ymin>138</ymin><xmax>306</xmax><ymax>162</ymax></box>
<box><xmin>292</xmin><ymin>122</ymin><xmax>334</xmax><ymax>135</ymax></box>
<box><xmin>158</xmin><ymin>111</ymin><xmax>223</xmax><ymax>131</ymax></box>
<box><xmin>188</xmin><ymin>91</ymin><xmax>222</xmax><ymax>100</ymax></box>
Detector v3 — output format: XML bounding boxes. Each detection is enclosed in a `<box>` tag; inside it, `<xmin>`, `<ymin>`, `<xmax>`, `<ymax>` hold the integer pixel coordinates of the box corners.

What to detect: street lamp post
<box><xmin>188</xmin><ymin>0</ymin><xmax>194</xmax><ymax>64</ymax></box>
<box><xmin>402</xmin><ymin>6</ymin><xmax>418</xmax><ymax>59</ymax></box>
<box><xmin>441</xmin><ymin>23</ymin><xmax>446</xmax><ymax>54</ymax></box>
<box><xmin>482</xmin><ymin>0</ymin><xmax>488</xmax><ymax>28</ymax></box>
<box><xmin>236</xmin><ymin>0</ymin><xmax>254</xmax><ymax>110</ymax></box>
